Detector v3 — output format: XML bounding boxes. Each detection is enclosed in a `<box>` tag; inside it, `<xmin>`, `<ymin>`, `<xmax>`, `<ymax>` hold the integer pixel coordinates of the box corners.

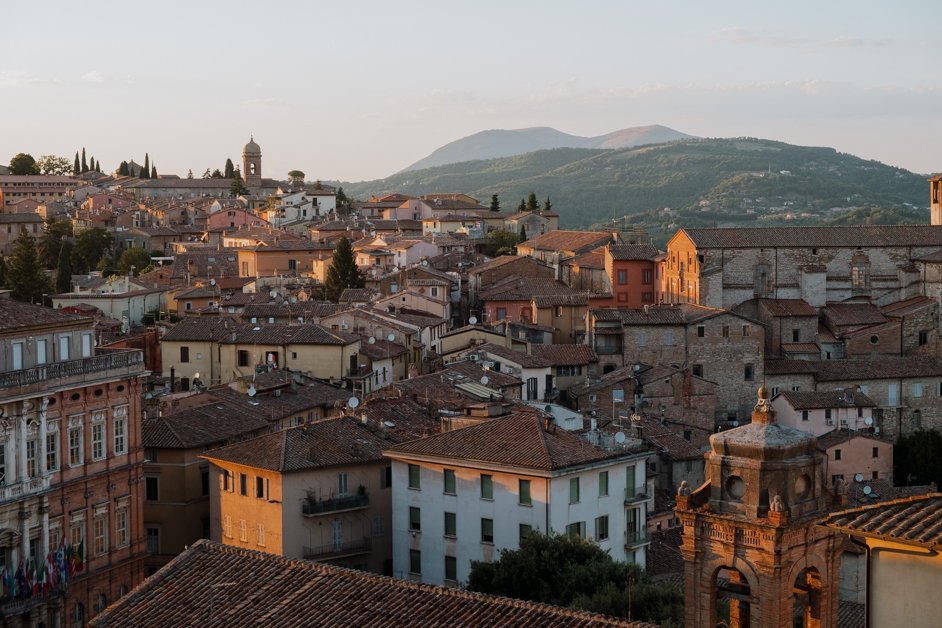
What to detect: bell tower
<box><xmin>242</xmin><ymin>136</ymin><xmax>262</xmax><ymax>189</ymax></box>
<box><xmin>675</xmin><ymin>388</ymin><xmax>841</xmax><ymax>628</ymax></box>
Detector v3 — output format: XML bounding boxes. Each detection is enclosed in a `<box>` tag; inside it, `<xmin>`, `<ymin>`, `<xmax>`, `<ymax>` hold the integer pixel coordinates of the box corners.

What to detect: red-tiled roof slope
<box><xmin>385</xmin><ymin>412</ymin><xmax>626</xmax><ymax>471</ymax></box>
<box><xmin>820</xmin><ymin>493</ymin><xmax>942</xmax><ymax>551</ymax></box>
<box><xmin>681</xmin><ymin>225</ymin><xmax>942</xmax><ymax>248</ymax></box>
<box><xmin>90</xmin><ymin>540</ymin><xmax>650</xmax><ymax>627</ymax></box>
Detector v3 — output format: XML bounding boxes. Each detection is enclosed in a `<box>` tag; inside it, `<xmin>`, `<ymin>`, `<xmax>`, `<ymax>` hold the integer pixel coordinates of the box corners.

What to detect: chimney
<box><xmin>844</xmin><ymin>387</ymin><xmax>855</xmax><ymax>404</ymax></box>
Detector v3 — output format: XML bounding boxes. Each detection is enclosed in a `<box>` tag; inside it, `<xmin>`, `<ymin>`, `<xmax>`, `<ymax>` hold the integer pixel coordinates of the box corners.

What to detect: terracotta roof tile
<box><xmin>0</xmin><ymin>299</ymin><xmax>91</xmax><ymax>331</ymax></box>
<box><xmin>91</xmin><ymin>540</ymin><xmax>650</xmax><ymax>627</ymax></box>
<box><xmin>820</xmin><ymin>493</ymin><xmax>942</xmax><ymax>551</ymax></box>
<box><xmin>682</xmin><ymin>225</ymin><xmax>942</xmax><ymax>248</ymax></box>
<box><xmin>608</xmin><ymin>244</ymin><xmax>660</xmax><ymax>261</ymax></box>
<box><xmin>758</xmin><ymin>298</ymin><xmax>818</xmax><ymax>317</ymax></box>
<box><xmin>520</xmin><ymin>230</ymin><xmax>614</xmax><ymax>253</ymax></box>
<box><xmin>776</xmin><ymin>390</ymin><xmax>875</xmax><ymax>410</ymax></box>
<box><xmin>822</xmin><ymin>302</ymin><xmax>888</xmax><ymax>328</ymax></box>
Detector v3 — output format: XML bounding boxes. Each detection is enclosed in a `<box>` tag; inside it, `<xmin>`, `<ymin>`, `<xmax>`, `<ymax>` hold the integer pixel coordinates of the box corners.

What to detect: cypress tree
<box><xmin>80</xmin><ymin>148</ymin><xmax>88</xmax><ymax>173</ymax></box>
<box><xmin>324</xmin><ymin>237</ymin><xmax>365</xmax><ymax>302</ymax></box>
<box><xmin>118</xmin><ymin>161</ymin><xmax>129</xmax><ymax>176</ymax></box>
<box><xmin>543</xmin><ymin>196</ymin><xmax>552</xmax><ymax>213</ymax></box>
<box><xmin>517</xmin><ymin>199</ymin><xmax>526</xmax><ymax>212</ymax></box>
<box><xmin>151</xmin><ymin>164</ymin><xmax>157</xmax><ymax>178</ymax></box>
<box><xmin>230</xmin><ymin>169</ymin><xmax>247</xmax><ymax>196</ymax></box>
<box><xmin>142</xmin><ymin>154</ymin><xmax>150</xmax><ymax>179</ymax></box>
<box><xmin>224</xmin><ymin>158</ymin><xmax>234</xmax><ymax>179</ymax></box>
<box><xmin>7</xmin><ymin>229</ymin><xmax>50</xmax><ymax>303</ymax></box>
<box><xmin>56</xmin><ymin>241</ymin><xmax>73</xmax><ymax>293</ymax></box>
<box><xmin>526</xmin><ymin>191</ymin><xmax>539</xmax><ymax>212</ymax></box>
<box><xmin>89</xmin><ymin>156</ymin><xmax>95</xmax><ymax>173</ymax></box>
<box><xmin>490</xmin><ymin>194</ymin><xmax>500</xmax><ymax>212</ymax></box>
<box><xmin>73</xmin><ymin>152</ymin><xmax>80</xmax><ymax>175</ymax></box>
<box><xmin>519</xmin><ymin>225</ymin><xmax>527</xmax><ymax>243</ymax></box>
<box><xmin>95</xmin><ymin>159</ymin><xmax>101</xmax><ymax>173</ymax></box>
<box><xmin>187</xmin><ymin>169</ymin><xmax>194</xmax><ymax>179</ymax></box>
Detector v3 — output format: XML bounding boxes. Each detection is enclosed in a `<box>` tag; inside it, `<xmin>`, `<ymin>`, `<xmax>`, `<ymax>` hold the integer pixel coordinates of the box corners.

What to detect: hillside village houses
<box><xmin>3</xmin><ymin>139</ymin><xmax>942</xmax><ymax>625</ymax></box>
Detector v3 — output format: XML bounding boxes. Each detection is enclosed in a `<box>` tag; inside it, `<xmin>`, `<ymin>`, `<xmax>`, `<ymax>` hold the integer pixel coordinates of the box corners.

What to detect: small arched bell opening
<box><xmin>792</xmin><ymin>567</ymin><xmax>823</xmax><ymax>628</ymax></box>
<box><xmin>714</xmin><ymin>566</ymin><xmax>751</xmax><ymax>628</ymax></box>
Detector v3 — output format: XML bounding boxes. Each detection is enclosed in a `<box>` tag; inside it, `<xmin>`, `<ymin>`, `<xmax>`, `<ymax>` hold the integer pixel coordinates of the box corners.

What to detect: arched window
<box><xmin>72</xmin><ymin>603</ymin><xmax>85</xmax><ymax>628</ymax></box>
<box><xmin>851</xmin><ymin>252</ymin><xmax>871</xmax><ymax>293</ymax></box>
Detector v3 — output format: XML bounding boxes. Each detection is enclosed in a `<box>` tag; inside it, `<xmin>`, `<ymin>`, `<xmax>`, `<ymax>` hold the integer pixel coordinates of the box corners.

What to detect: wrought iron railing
<box><xmin>0</xmin><ymin>350</ymin><xmax>145</xmax><ymax>390</ymax></box>
<box><xmin>303</xmin><ymin>537</ymin><xmax>371</xmax><ymax>559</ymax></box>
<box><xmin>302</xmin><ymin>493</ymin><xmax>369</xmax><ymax>516</ymax></box>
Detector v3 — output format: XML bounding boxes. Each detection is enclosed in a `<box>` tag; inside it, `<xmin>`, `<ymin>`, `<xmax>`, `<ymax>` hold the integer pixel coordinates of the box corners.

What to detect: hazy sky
<box><xmin>2</xmin><ymin>1</ymin><xmax>939</xmax><ymax>182</ymax></box>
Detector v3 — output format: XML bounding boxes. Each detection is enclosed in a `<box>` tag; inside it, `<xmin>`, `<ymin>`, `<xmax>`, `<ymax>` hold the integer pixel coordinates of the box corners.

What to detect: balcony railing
<box><xmin>0</xmin><ymin>475</ymin><xmax>51</xmax><ymax>503</ymax></box>
<box><xmin>624</xmin><ymin>529</ymin><xmax>648</xmax><ymax>548</ymax></box>
<box><xmin>0</xmin><ymin>349</ymin><xmax>145</xmax><ymax>391</ymax></box>
<box><xmin>302</xmin><ymin>493</ymin><xmax>369</xmax><ymax>516</ymax></box>
<box><xmin>624</xmin><ymin>485</ymin><xmax>649</xmax><ymax>504</ymax></box>
<box><xmin>303</xmin><ymin>537</ymin><xmax>371</xmax><ymax>560</ymax></box>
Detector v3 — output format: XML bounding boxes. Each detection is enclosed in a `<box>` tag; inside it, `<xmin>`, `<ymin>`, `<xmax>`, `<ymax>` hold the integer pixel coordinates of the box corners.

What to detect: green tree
<box><xmin>38</xmin><ymin>218</ymin><xmax>73</xmax><ymax>269</ymax></box>
<box><xmin>95</xmin><ymin>159</ymin><xmax>102</xmax><ymax>173</ymax></box>
<box><xmin>73</xmin><ymin>152</ymin><xmax>80</xmax><ymax>175</ymax></box>
<box><xmin>80</xmin><ymin>148</ymin><xmax>88</xmax><ymax>173</ymax></box>
<box><xmin>336</xmin><ymin>187</ymin><xmax>348</xmax><ymax>207</ymax></box>
<box><xmin>202</xmin><ymin>168</ymin><xmax>212</xmax><ymax>179</ymax></box>
<box><xmin>313</xmin><ymin>180</ymin><xmax>324</xmax><ymax>190</ymax></box>
<box><xmin>467</xmin><ymin>532</ymin><xmax>682</xmax><ymax>625</ymax></box>
<box><xmin>55</xmin><ymin>241</ymin><xmax>73</xmax><ymax>293</ymax></box>
<box><xmin>9</xmin><ymin>153</ymin><xmax>38</xmax><ymax>175</ymax></box>
<box><xmin>118</xmin><ymin>161</ymin><xmax>130</xmax><ymax>176</ymax></box>
<box><xmin>224</xmin><ymin>158</ymin><xmax>235</xmax><ymax>179</ymax></box>
<box><xmin>543</xmin><ymin>196</ymin><xmax>553</xmax><ymax>213</ymax></box>
<box><xmin>118</xmin><ymin>247</ymin><xmax>151</xmax><ymax>276</ymax></box>
<box><xmin>187</xmin><ymin>169</ymin><xmax>194</xmax><ymax>179</ymax></box>
<box><xmin>324</xmin><ymin>237</ymin><xmax>365</xmax><ymax>302</ymax></box>
<box><xmin>7</xmin><ymin>229</ymin><xmax>51</xmax><ymax>303</ymax></box>
<box><xmin>230</xmin><ymin>169</ymin><xmax>247</xmax><ymax>196</ymax></box>
<box><xmin>211</xmin><ymin>168</ymin><xmax>224</xmax><ymax>179</ymax></box>
<box><xmin>288</xmin><ymin>170</ymin><xmax>305</xmax><ymax>186</ymax></box>
<box><xmin>526</xmin><ymin>191</ymin><xmax>540</xmax><ymax>212</ymax></box>
<box><xmin>142</xmin><ymin>153</ymin><xmax>150</xmax><ymax>179</ymax></box>
<box><xmin>483</xmin><ymin>229</ymin><xmax>520</xmax><ymax>257</ymax></box>
<box><xmin>34</xmin><ymin>154</ymin><xmax>72</xmax><ymax>175</ymax></box>
<box><xmin>895</xmin><ymin>429</ymin><xmax>942</xmax><ymax>487</ymax></box>
<box><xmin>518</xmin><ymin>224</ymin><xmax>527</xmax><ymax>243</ymax></box>
<box><xmin>0</xmin><ymin>256</ymin><xmax>7</xmax><ymax>288</ymax></box>
<box><xmin>72</xmin><ymin>228</ymin><xmax>114</xmax><ymax>273</ymax></box>
<box><xmin>489</xmin><ymin>193</ymin><xmax>500</xmax><ymax>212</ymax></box>
<box><xmin>517</xmin><ymin>198</ymin><xmax>526</xmax><ymax>212</ymax></box>
<box><xmin>151</xmin><ymin>164</ymin><xmax>157</xmax><ymax>178</ymax></box>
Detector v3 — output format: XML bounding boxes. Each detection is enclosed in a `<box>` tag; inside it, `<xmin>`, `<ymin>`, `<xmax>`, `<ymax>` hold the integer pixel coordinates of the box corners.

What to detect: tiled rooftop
<box><xmin>820</xmin><ymin>493</ymin><xmax>942</xmax><ymax>551</ymax></box>
<box><xmin>0</xmin><ymin>299</ymin><xmax>91</xmax><ymax>332</ymax></box>
<box><xmin>776</xmin><ymin>390</ymin><xmax>875</xmax><ymax>410</ymax></box>
<box><xmin>520</xmin><ymin>230</ymin><xmax>613</xmax><ymax>252</ymax></box>
<box><xmin>681</xmin><ymin>225</ymin><xmax>942</xmax><ymax>248</ymax></box>
<box><xmin>608</xmin><ymin>243</ymin><xmax>660</xmax><ymax>261</ymax></box>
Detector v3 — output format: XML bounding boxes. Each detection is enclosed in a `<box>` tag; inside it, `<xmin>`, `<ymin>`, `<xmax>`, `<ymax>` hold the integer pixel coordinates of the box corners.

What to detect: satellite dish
<box><xmin>855</xmin><ymin>473</ymin><xmax>864</xmax><ymax>482</ymax></box>
<box><xmin>347</xmin><ymin>397</ymin><xmax>360</xmax><ymax>409</ymax></box>
<box><xmin>544</xmin><ymin>405</ymin><xmax>552</xmax><ymax>413</ymax></box>
<box><xmin>632</xmin><ymin>363</ymin><xmax>641</xmax><ymax>372</ymax></box>
<box><xmin>731</xmin><ymin>421</ymin><xmax>739</xmax><ymax>427</ymax></box>
<box><xmin>210</xmin><ymin>278</ymin><xmax>216</xmax><ymax>286</ymax></box>
<box><xmin>863</xmin><ymin>486</ymin><xmax>873</xmax><ymax>495</ymax></box>
<box><xmin>194</xmin><ymin>372</ymin><xmax>200</xmax><ymax>379</ymax></box>
<box><xmin>247</xmin><ymin>385</ymin><xmax>257</xmax><ymax>397</ymax></box>
<box><xmin>387</xmin><ymin>333</ymin><xmax>396</xmax><ymax>342</ymax></box>
<box><xmin>368</xmin><ymin>336</ymin><xmax>376</xmax><ymax>344</ymax></box>
<box><xmin>864</xmin><ymin>417</ymin><xmax>873</xmax><ymax>426</ymax></box>
<box><xmin>421</xmin><ymin>259</ymin><xmax>428</xmax><ymax>266</ymax></box>
<box><xmin>468</xmin><ymin>316</ymin><xmax>478</xmax><ymax>325</ymax></box>
<box><xmin>480</xmin><ymin>376</ymin><xmax>489</xmax><ymax>385</ymax></box>
<box><xmin>614</xmin><ymin>432</ymin><xmax>627</xmax><ymax>444</ymax></box>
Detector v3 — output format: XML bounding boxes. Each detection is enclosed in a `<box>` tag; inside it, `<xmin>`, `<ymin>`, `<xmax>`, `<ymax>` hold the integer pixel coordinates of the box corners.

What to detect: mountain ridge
<box><xmin>401</xmin><ymin>124</ymin><xmax>694</xmax><ymax>172</ymax></box>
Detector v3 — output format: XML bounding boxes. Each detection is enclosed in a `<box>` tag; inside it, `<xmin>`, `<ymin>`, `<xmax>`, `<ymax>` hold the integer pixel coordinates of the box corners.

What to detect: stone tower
<box><xmin>931</xmin><ymin>174</ymin><xmax>942</xmax><ymax>226</ymax></box>
<box><xmin>675</xmin><ymin>388</ymin><xmax>841</xmax><ymax>628</ymax></box>
<box><xmin>242</xmin><ymin>136</ymin><xmax>262</xmax><ymax>189</ymax></box>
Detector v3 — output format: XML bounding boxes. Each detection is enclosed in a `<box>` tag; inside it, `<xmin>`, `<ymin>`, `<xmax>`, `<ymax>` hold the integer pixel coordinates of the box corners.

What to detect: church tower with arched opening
<box><xmin>675</xmin><ymin>388</ymin><xmax>841</xmax><ymax>627</ymax></box>
<box><xmin>242</xmin><ymin>136</ymin><xmax>262</xmax><ymax>189</ymax></box>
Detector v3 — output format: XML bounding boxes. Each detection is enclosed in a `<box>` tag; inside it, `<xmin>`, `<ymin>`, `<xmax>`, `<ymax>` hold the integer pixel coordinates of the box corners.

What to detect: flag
<box><xmin>0</xmin><ymin>567</ymin><xmax>8</xmax><ymax>598</ymax></box>
<box><xmin>15</xmin><ymin>562</ymin><xmax>27</xmax><ymax>599</ymax></box>
<box><xmin>75</xmin><ymin>540</ymin><xmax>84</xmax><ymax>574</ymax></box>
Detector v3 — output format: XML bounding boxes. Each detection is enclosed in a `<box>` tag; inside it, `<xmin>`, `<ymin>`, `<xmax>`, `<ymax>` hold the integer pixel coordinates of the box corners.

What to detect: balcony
<box><xmin>0</xmin><ymin>475</ymin><xmax>51</xmax><ymax>503</ymax></box>
<box><xmin>0</xmin><ymin>349</ymin><xmax>146</xmax><ymax>397</ymax></box>
<box><xmin>303</xmin><ymin>493</ymin><xmax>369</xmax><ymax>516</ymax></box>
<box><xmin>624</xmin><ymin>485</ymin><xmax>650</xmax><ymax>504</ymax></box>
<box><xmin>303</xmin><ymin>537</ymin><xmax>371</xmax><ymax>560</ymax></box>
<box><xmin>624</xmin><ymin>529</ymin><xmax>648</xmax><ymax>548</ymax></box>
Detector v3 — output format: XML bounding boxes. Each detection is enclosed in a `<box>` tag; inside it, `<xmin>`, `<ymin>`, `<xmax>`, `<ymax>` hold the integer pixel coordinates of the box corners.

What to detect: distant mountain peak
<box><xmin>401</xmin><ymin>125</ymin><xmax>694</xmax><ymax>172</ymax></box>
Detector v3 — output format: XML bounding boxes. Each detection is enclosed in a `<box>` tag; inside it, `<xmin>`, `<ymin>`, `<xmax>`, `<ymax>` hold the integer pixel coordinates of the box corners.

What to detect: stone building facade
<box><xmin>676</xmin><ymin>389</ymin><xmax>842</xmax><ymax>627</ymax></box>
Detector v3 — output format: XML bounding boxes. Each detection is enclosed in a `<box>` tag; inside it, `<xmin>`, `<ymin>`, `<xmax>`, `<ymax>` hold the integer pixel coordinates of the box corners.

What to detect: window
<box><xmin>595</xmin><ymin>515</ymin><xmax>609</xmax><ymax>541</ymax></box>
<box><xmin>46</xmin><ymin>430</ymin><xmax>58</xmax><ymax>471</ymax></box>
<box><xmin>26</xmin><ymin>440</ymin><xmax>37</xmax><ymax>477</ymax></box>
<box><xmin>409</xmin><ymin>507</ymin><xmax>421</xmax><ymax>532</ymax></box>
<box><xmin>59</xmin><ymin>335</ymin><xmax>70</xmax><ymax>361</ymax></box>
<box><xmin>239</xmin><ymin>473</ymin><xmax>247</xmax><ymax>496</ymax></box>
<box><xmin>569</xmin><ymin>477</ymin><xmax>580</xmax><ymax>504</ymax></box>
<box><xmin>223</xmin><ymin>516</ymin><xmax>232</xmax><ymax>538</ymax></box>
<box><xmin>835</xmin><ymin>449</ymin><xmax>842</xmax><ymax>461</ymax></box>
<box><xmin>480</xmin><ymin>474</ymin><xmax>493</xmax><ymax>500</ymax></box>
<box><xmin>519</xmin><ymin>524</ymin><xmax>533</xmax><ymax>543</ymax></box>
<box><xmin>617</xmin><ymin>269</ymin><xmax>627</xmax><ymax>285</ymax></box>
<box><xmin>256</xmin><ymin>476</ymin><xmax>266</xmax><ymax>499</ymax></box>
<box><xmin>257</xmin><ymin>524</ymin><xmax>265</xmax><ymax>546</ymax></box>
<box><xmin>496</xmin><ymin>307</ymin><xmax>507</xmax><ymax>321</ymax></box>
<box><xmin>598</xmin><ymin>471</ymin><xmax>609</xmax><ymax>497</ymax></box>
<box><xmin>409</xmin><ymin>549</ymin><xmax>421</xmax><ymax>575</ymax></box>
<box><xmin>565</xmin><ymin>522</ymin><xmax>586</xmax><ymax>539</ymax></box>
<box><xmin>94</xmin><ymin>515</ymin><xmax>108</xmax><ymax>556</ymax></box>
<box><xmin>146</xmin><ymin>526</ymin><xmax>160</xmax><ymax>554</ymax></box>
<box><xmin>913</xmin><ymin>383</ymin><xmax>924</xmax><ymax>398</ymax></box>
<box><xmin>145</xmin><ymin>476</ymin><xmax>159</xmax><ymax>501</ymax></box>
<box><xmin>642</xmin><ymin>269</ymin><xmax>652</xmax><ymax>284</ymax></box>
<box><xmin>519</xmin><ymin>479</ymin><xmax>532</xmax><ymax>505</ymax></box>
<box><xmin>919</xmin><ymin>331</ymin><xmax>929</xmax><ymax>346</ymax></box>
<box><xmin>697</xmin><ymin>325</ymin><xmax>705</xmax><ymax>338</ymax></box>
<box><xmin>372</xmin><ymin>515</ymin><xmax>384</xmax><ymax>537</ymax></box>
<box><xmin>408</xmin><ymin>464</ymin><xmax>421</xmax><ymax>489</ymax></box>
<box><xmin>115</xmin><ymin>508</ymin><xmax>129</xmax><ymax>548</ymax></box>
<box><xmin>555</xmin><ymin>305</ymin><xmax>563</xmax><ymax>317</ymax></box>
<box><xmin>113</xmin><ymin>413</ymin><xmax>127</xmax><ymax>456</ymax></box>
<box><xmin>692</xmin><ymin>364</ymin><xmax>703</xmax><ymax>377</ymax></box>
<box><xmin>888</xmin><ymin>383</ymin><xmax>898</xmax><ymax>406</ymax></box>
<box><xmin>683</xmin><ymin>429</ymin><xmax>692</xmax><ymax>441</ymax></box>
<box><xmin>872</xmin><ymin>447</ymin><xmax>879</xmax><ymax>458</ymax></box>
<box><xmin>722</xmin><ymin>325</ymin><xmax>730</xmax><ymax>338</ymax></box>
<box><xmin>381</xmin><ymin>465</ymin><xmax>392</xmax><ymax>489</ymax></box>
<box><xmin>443</xmin><ymin>469</ymin><xmax>456</xmax><ymax>494</ymax></box>
<box><xmin>637</xmin><ymin>331</ymin><xmax>647</xmax><ymax>346</ymax></box>
<box><xmin>444</xmin><ymin>555</ymin><xmax>457</xmax><ymax>582</ymax></box>
<box><xmin>824</xmin><ymin>409</ymin><xmax>832</xmax><ymax>423</ymax></box>
<box><xmin>180</xmin><ymin>346</ymin><xmax>190</xmax><ymax>363</ymax></box>
<box><xmin>69</xmin><ymin>424</ymin><xmax>83</xmax><ymax>466</ymax></box>
<box><xmin>36</xmin><ymin>339</ymin><xmax>47</xmax><ymax>365</ymax></box>
<box><xmin>223</xmin><ymin>470</ymin><xmax>234</xmax><ymax>492</ymax></box>
<box><xmin>92</xmin><ymin>422</ymin><xmax>104</xmax><ymax>461</ymax></box>
<box><xmin>802</xmin><ymin>410</ymin><xmax>809</xmax><ymax>422</ymax></box>
<box><xmin>664</xmin><ymin>331</ymin><xmax>674</xmax><ymax>346</ymax></box>
<box><xmin>201</xmin><ymin>470</ymin><xmax>209</xmax><ymax>496</ymax></box>
<box><xmin>744</xmin><ymin>364</ymin><xmax>754</xmax><ymax>381</ymax></box>
<box><xmin>481</xmin><ymin>518</ymin><xmax>494</xmax><ymax>543</ymax></box>
<box><xmin>237</xmin><ymin>350</ymin><xmax>249</xmax><ymax>367</ymax></box>
<box><xmin>444</xmin><ymin>512</ymin><xmax>456</xmax><ymax>537</ymax></box>
<box><xmin>239</xmin><ymin>519</ymin><xmax>247</xmax><ymax>542</ymax></box>
<box><xmin>792</xmin><ymin>329</ymin><xmax>800</xmax><ymax>342</ymax></box>
<box><xmin>742</xmin><ymin>325</ymin><xmax>750</xmax><ymax>337</ymax></box>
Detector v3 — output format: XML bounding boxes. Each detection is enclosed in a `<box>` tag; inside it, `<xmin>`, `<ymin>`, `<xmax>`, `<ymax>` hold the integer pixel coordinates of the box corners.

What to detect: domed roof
<box><xmin>243</xmin><ymin>136</ymin><xmax>261</xmax><ymax>154</ymax></box>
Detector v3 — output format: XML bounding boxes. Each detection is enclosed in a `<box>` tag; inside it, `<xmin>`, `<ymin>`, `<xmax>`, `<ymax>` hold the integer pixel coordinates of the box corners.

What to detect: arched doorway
<box><xmin>792</xmin><ymin>567</ymin><xmax>823</xmax><ymax>628</ymax></box>
<box><xmin>714</xmin><ymin>567</ymin><xmax>752</xmax><ymax>628</ymax></box>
